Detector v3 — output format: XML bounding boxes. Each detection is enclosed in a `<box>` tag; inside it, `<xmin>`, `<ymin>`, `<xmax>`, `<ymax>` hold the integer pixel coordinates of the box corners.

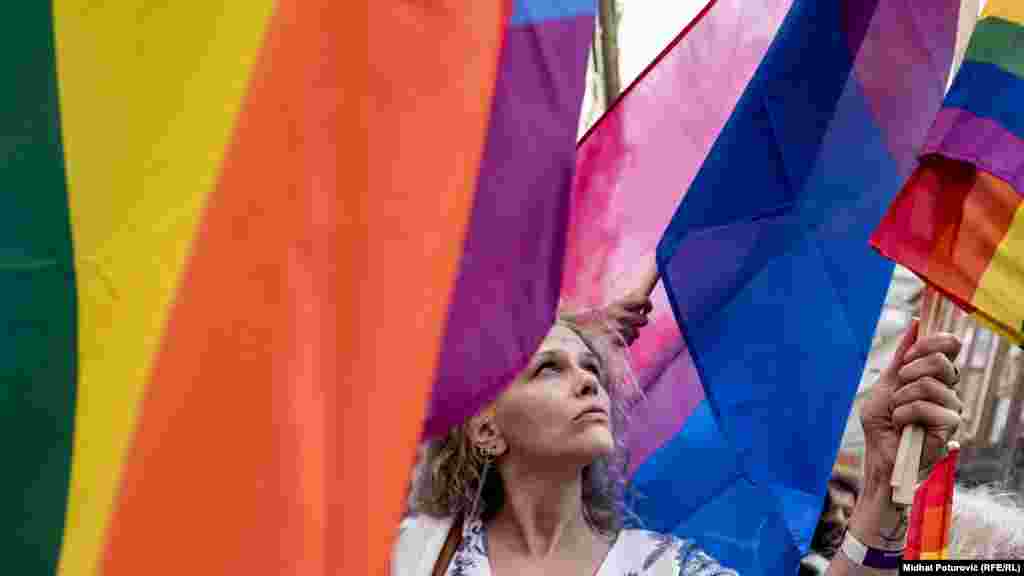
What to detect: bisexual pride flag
<box><xmin>570</xmin><ymin>0</ymin><xmax>962</xmax><ymax>573</ymax></box>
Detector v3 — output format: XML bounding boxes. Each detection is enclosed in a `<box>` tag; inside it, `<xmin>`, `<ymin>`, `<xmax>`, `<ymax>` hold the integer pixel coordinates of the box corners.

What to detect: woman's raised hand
<box><xmin>605</xmin><ymin>254</ymin><xmax>659</xmax><ymax>346</ymax></box>
<box><xmin>859</xmin><ymin>320</ymin><xmax>963</xmax><ymax>485</ymax></box>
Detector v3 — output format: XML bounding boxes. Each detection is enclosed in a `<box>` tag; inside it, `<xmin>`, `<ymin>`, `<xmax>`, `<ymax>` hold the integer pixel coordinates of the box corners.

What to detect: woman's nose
<box><xmin>574</xmin><ymin>370</ymin><xmax>599</xmax><ymax>397</ymax></box>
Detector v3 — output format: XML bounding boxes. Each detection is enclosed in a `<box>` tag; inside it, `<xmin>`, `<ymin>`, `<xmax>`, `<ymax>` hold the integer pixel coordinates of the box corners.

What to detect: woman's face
<box><xmin>492</xmin><ymin>324</ymin><xmax>615</xmax><ymax>465</ymax></box>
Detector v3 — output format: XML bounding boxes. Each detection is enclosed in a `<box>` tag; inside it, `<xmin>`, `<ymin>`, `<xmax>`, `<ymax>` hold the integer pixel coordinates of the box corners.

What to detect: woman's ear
<box><xmin>467</xmin><ymin>406</ymin><xmax>507</xmax><ymax>457</ymax></box>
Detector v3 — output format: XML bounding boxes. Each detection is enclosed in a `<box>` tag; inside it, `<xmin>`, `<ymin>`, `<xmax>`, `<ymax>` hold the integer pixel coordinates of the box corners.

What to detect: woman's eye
<box><xmin>535</xmin><ymin>362</ymin><xmax>559</xmax><ymax>376</ymax></box>
<box><xmin>583</xmin><ymin>363</ymin><xmax>601</xmax><ymax>377</ymax></box>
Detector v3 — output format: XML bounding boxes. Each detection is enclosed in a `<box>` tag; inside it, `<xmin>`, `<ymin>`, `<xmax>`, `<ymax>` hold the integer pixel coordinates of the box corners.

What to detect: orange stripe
<box><xmin>919</xmin><ymin>505</ymin><xmax>949</xmax><ymax>551</ymax></box>
<box><xmin>886</xmin><ymin>157</ymin><xmax>1019</xmax><ymax>308</ymax></box>
<box><xmin>873</xmin><ymin>156</ymin><xmax>1021</xmax><ymax>313</ymax></box>
<box><xmin>926</xmin><ymin>163</ymin><xmax>986</xmax><ymax>302</ymax></box>
<box><xmin>972</xmin><ymin>191</ymin><xmax>1024</xmax><ymax>342</ymax></box>
<box><xmin>357</xmin><ymin>2</ymin><xmax>506</xmax><ymax>570</ymax></box>
<box><xmin>906</xmin><ymin>449</ymin><xmax>958</xmax><ymax>559</ymax></box>
<box><xmin>103</xmin><ymin>0</ymin><xmax>505</xmax><ymax>574</ymax></box>
<box><xmin>909</xmin><ymin>449</ymin><xmax>958</xmax><ymax>558</ymax></box>
<box><xmin>102</xmin><ymin>3</ymin><xmax>328</xmax><ymax>572</ymax></box>
<box><xmin>925</xmin><ymin>157</ymin><xmax>1018</xmax><ymax>304</ymax></box>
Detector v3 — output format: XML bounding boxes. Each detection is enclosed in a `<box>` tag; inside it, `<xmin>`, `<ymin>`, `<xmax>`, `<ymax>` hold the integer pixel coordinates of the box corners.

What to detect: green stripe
<box><xmin>966</xmin><ymin>16</ymin><xmax>1024</xmax><ymax>81</ymax></box>
<box><xmin>0</xmin><ymin>2</ymin><xmax>77</xmax><ymax>574</ymax></box>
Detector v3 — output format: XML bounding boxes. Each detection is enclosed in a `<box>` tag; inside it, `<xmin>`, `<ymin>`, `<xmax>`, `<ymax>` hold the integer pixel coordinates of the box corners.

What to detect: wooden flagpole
<box><xmin>891</xmin><ymin>287</ymin><xmax>943</xmax><ymax>504</ymax></box>
<box><xmin>888</xmin><ymin>0</ymin><xmax>985</xmax><ymax>501</ymax></box>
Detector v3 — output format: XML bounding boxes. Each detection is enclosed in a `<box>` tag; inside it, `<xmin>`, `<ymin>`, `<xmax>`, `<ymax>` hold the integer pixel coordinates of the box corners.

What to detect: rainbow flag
<box><xmin>871</xmin><ymin>0</ymin><xmax>1024</xmax><ymax>343</ymax></box>
<box><xmin>4</xmin><ymin>1</ymin><xmax>505</xmax><ymax>574</ymax></box>
<box><xmin>905</xmin><ymin>447</ymin><xmax>960</xmax><ymax>560</ymax></box>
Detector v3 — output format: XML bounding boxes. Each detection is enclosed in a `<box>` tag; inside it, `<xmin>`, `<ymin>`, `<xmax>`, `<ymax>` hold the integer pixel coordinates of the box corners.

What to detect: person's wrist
<box><xmin>848</xmin><ymin>489</ymin><xmax>908</xmax><ymax>550</ymax></box>
<box><xmin>848</xmin><ymin>452</ymin><xmax>908</xmax><ymax>550</ymax></box>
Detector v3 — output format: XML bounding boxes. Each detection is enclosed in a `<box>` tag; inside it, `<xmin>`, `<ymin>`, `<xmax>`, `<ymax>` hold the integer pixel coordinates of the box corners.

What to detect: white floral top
<box><xmin>392</xmin><ymin>515</ymin><xmax>738</xmax><ymax>576</ymax></box>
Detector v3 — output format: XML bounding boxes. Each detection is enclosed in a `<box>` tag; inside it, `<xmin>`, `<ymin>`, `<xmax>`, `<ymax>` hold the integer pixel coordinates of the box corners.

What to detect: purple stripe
<box><xmin>626</xmin><ymin>342</ymin><xmax>704</xmax><ymax>476</ymax></box>
<box><xmin>924</xmin><ymin>107</ymin><xmax>1024</xmax><ymax>193</ymax></box>
<box><xmin>849</xmin><ymin>0</ymin><xmax>958</xmax><ymax>175</ymax></box>
<box><xmin>423</xmin><ymin>16</ymin><xmax>595</xmax><ymax>437</ymax></box>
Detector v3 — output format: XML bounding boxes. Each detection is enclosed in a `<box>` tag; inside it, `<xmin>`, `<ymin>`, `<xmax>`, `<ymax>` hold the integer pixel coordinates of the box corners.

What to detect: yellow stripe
<box><xmin>972</xmin><ymin>203</ymin><xmax>1024</xmax><ymax>344</ymax></box>
<box><xmin>972</xmin><ymin>311</ymin><xmax>1023</xmax><ymax>345</ymax></box>
<box><xmin>919</xmin><ymin>548</ymin><xmax>949</xmax><ymax>560</ymax></box>
<box><xmin>981</xmin><ymin>0</ymin><xmax>1024</xmax><ymax>24</ymax></box>
<box><xmin>52</xmin><ymin>3</ymin><xmax>274</xmax><ymax>575</ymax></box>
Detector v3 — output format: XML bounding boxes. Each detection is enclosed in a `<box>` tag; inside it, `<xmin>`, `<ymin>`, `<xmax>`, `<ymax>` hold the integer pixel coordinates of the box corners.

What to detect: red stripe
<box><xmin>872</xmin><ymin>156</ymin><xmax>1020</xmax><ymax>312</ymax></box>
<box><xmin>904</xmin><ymin>449</ymin><xmax>959</xmax><ymax>559</ymax></box>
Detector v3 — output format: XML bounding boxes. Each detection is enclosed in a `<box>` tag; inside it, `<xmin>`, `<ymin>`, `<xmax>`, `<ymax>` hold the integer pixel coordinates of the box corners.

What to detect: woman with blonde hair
<box><xmin>393</xmin><ymin>265</ymin><xmax>965</xmax><ymax>575</ymax></box>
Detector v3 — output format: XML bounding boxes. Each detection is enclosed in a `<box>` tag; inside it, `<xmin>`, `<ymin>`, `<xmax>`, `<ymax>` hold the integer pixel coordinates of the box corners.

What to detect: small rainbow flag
<box><xmin>904</xmin><ymin>446</ymin><xmax>960</xmax><ymax>560</ymax></box>
<box><xmin>871</xmin><ymin>0</ymin><xmax>1024</xmax><ymax>343</ymax></box>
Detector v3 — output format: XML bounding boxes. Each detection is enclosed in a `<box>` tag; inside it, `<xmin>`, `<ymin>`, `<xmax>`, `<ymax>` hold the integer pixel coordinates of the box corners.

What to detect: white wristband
<box><xmin>840</xmin><ymin>530</ymin><xmax>903</xmax><ymax>570</ymax></box>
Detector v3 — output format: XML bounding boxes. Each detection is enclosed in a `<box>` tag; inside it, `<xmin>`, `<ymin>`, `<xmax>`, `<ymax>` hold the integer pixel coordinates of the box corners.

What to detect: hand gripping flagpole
<box><xmin>891</xmin><ymin>286</ymin><xmax>943</xmax><ymax>505</ymax></box>
<box><xmin>886</xmin><ymin>0</ymin><xmax>982</xmax><ymax>506</ymax></box>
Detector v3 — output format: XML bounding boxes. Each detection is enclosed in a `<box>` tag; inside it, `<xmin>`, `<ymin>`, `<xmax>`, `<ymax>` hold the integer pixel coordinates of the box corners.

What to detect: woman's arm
<box><xmin>826</xmin><ymin>322</ymin><xmax>962</xmax><ymax>575</ymax></box>
<box><xmin>825</xmin><ymin>458</ymin><xmax>910</xmax><ymax>575</ymax></box>
<box><xmin>603</xmin><ymin>252</ymin><xmax>659</xmax><ymax>346</ymax></box>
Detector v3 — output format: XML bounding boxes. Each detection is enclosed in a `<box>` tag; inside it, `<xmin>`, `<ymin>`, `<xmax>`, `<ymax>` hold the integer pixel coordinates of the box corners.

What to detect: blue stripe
<box><xmin>643</xmin><ymin>0</ymin><xmax>952</xmax><ymax>573</ymax></box>
<box><xmin>509</xmin><ymin>0</ymin><xmax>595</xmax><ymax>26</ymax></box>
<box><xmin>630</xmin><ymin>402</ymin><xmax>802</xmax><ymax>574</ymax></box>
<box><xmin>945</xmin><ymin>60</ymin><xmax>1024</xmax><ymax>142</ymax></box>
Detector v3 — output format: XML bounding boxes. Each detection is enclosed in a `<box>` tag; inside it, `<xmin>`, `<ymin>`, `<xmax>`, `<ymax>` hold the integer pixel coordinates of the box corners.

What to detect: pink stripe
<box><xmin>564</xmin><ymin>0</ymin><xmax>792</xmax><ymax>464</ymax></box>
<box><xmin>924</xmin><ymin>107</ymin><xmax>1024</xmax><ymax>193</ymax></box>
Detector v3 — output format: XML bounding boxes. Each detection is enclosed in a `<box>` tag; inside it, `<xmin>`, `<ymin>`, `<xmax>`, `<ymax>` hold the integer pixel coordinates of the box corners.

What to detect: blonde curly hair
<box><xmin>409</xmin><ymin>310</ymin><xmax>637</xmax><ymax>536</ymax></box>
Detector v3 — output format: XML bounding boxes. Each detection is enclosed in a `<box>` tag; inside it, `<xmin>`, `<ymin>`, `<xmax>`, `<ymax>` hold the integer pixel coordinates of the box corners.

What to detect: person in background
<box><xmin>801</xmin><ymin>477</ymin><xmax>1024</xmax><ymax>571</ymax></box>
<box><xmin>815</xmin><ymin>472</ymin><xmax>861</xmax><ymax>558</ymax></box>
<box><xmin>801</xmin><ymin>471</ymin><xmax>861</xmax><ymax>574</ymax></box>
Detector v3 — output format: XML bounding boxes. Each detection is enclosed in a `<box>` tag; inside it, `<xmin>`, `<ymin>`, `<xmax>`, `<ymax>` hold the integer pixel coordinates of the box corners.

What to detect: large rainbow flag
<box><xmin>4</xmin><ymin>1</ymin><xmax>507</xmax><ymax>574</ymax></box>
<box><xmin>871</xmin><ymin>0</ymin><xmax>1024</xmax><ymax>343</ymax></box>
<box><xmin>905</xmin><ymin>447</ymin><xmax>960</xmax><ymax>560</ymax></box>
<box><xmin>570</xmin><ymin>0</ymin><xmax>961</xmax><ymax>573</ymax></box>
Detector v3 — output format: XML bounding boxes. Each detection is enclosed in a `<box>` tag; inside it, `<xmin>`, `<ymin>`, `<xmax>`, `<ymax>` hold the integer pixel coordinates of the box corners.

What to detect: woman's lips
<box><xmin>574</xmin><ymin>408</ymin><xmax>609</xmax><ymax>422</ymax></box>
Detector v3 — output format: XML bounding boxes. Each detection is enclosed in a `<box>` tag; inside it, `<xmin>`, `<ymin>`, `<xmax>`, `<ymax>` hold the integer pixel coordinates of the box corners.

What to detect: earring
<box><xmin>477</xmin><ymin>444</ymin><xmax>496</xmax><ymax>462</ymax></box>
